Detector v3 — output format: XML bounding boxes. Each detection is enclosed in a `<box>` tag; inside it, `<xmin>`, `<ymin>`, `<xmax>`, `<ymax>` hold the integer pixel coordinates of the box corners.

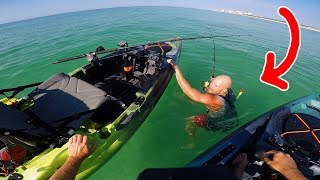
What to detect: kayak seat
<box><xmin>0</xmin><ymin>103</ymin><xmax>32</xmax><ymax>131</ymax></box>
<box><xmin>0</xmin><ymin>73</ymin><xmax>108</xmax><ymax>151</ymax></box>
<box><xmin>27</xmin><ymin>73</ymin><xmax>108</xmax><ymax>132</ymax></box>
<box><xmin>0</xmin><ymin>103</ymin><xmax>44</xmax><ymax>148</ymax></box>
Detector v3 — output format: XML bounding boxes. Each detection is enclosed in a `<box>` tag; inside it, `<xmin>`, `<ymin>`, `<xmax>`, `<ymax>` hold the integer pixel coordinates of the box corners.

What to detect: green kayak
<box><xmin>0</xmin><ymin>38</ymin><xmax>182</xmax><ymax>179</ymax></box>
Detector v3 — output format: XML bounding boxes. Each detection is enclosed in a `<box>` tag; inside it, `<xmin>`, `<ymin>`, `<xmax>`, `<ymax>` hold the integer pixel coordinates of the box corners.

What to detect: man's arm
<box><xmin>167</xmin><ymin>59</ymin><xmax>222</xmax><ymax>107</ymax></box>
<box><xmin>263</xmin><ymin>150</ymin><xmax>307</xmax><ymax>180</ymax></box>
<box><xmin>50</xmin><ymin>135</ymin><xmax>96</xmax><ymax>180</ymax></box>
<box><xmin>50</xmin><ymin>157</ymin><xmax>83</xmax><ymax>180</ymax></box>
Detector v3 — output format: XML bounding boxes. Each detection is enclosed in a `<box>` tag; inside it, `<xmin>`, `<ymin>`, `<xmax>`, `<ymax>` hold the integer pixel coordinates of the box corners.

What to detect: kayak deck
<box><xmin>0</xmin><ymin>39</ymin><xmax>182</xmax><ymax>179</ymax></box>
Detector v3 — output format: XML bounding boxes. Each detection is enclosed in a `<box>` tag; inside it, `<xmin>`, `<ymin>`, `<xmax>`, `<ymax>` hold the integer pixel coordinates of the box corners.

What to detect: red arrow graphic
<box><xmin>260</xmin><ymin>6</ymin><xmax>301</xmax><ymax>91</ymax></box>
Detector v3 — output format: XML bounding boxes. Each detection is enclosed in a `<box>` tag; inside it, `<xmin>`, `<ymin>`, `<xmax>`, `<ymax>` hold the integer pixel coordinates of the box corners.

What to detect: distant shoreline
<box><xmin>214</xmin><ymin>10</ymin><xmax>320</xmax><ymax>33</ymax></box>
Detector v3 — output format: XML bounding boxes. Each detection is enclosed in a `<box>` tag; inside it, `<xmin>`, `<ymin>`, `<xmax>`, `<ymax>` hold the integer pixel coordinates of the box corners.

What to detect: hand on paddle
<box><xmin>262</xmin><ymin>150</ymin><xmax>306</xmax><ymax>180</ymax></box>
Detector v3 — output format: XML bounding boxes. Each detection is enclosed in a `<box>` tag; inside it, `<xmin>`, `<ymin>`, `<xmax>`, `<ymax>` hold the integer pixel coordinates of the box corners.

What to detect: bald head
<box><xmin>212</xmin><ymin>75</ymin><xmax>232</xmax><ymax>89</ymax></box>
<box><xmin>207</xmin><ymin>75</ymin><xmax>232</xmax><ymax>96</ymax></box>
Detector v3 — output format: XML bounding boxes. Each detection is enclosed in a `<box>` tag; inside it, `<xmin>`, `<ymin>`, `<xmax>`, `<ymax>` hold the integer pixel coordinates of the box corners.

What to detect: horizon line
<box><xmin>0</xmin><ymin>5</ymin><xmax>318</xmax><ymax>29</ymax></box>
<box><xmin>0</xmin><ymin>6</ymin><xmax>204</xmax><ymax>26</ymax></box>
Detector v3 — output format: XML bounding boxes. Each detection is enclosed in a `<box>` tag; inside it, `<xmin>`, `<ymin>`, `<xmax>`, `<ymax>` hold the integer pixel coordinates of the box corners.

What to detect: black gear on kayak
<box><xmin>281</xmin><ymin>113</ymin><xmax>320</xmax><ymax>154</ymax></box>
<box><xmin>95</xmin><ymin>46</ymin><xmax>105</xmax><ymax>52</ymax></box>
<box><xmin>262</xmin><ymin>108</ymin><xmax>320</xmax><ymax>154</ymax></box>
<box><xmin>256</xmin><ymin>107</ymin><xmax>320</xmax><ymax>177</ymax></box>
<box><xmin>145</xmin><ymin>42</ymin><xmax>172</xmax><ymax>56</ymax></box>
<box><xmin>187</xmin><ymin>95</ymin><xmax>320</xmax><ymax>179</ymax></box>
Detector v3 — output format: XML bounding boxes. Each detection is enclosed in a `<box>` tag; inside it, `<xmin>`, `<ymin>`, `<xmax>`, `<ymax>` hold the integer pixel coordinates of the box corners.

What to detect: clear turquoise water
<box><xmin>0</xmin><ymin>6</ymin><xmax>319</xmax><ymax>180</ymax></box>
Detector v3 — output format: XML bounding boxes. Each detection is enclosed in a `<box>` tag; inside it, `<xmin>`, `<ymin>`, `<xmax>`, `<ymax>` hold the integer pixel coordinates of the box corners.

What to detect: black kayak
<box><xmin>187</xmin><ymin>94</ymin><xmax>320</xmax><ymax>179</ymax></box>
<box><xmin>139</xmin><ymin>95</ymin><xmax>320</xmax><ymax>180</ymax></box>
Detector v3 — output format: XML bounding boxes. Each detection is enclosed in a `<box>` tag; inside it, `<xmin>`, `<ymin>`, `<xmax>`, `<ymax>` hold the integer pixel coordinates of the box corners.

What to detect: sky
<box><xmin>0</xmin><ymin>0</ymin><xmax>319</xmax><ymax>27</ymax></box>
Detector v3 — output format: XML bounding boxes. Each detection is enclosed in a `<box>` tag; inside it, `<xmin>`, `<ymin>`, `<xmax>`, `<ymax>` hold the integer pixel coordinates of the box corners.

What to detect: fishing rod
<box><xmin>167</xmin><ymin>35</ymin><xmax>253</xmax><ymax>41</ymax></box>
<box><xmin>52</xmin><ymin>34</ymin><xmax>253</xmax><ymax>64</ymax></box>
<box><xmin>1</xmin><ymin>34</ymin><xmax>252</xmax><ymax>98</ymax></box>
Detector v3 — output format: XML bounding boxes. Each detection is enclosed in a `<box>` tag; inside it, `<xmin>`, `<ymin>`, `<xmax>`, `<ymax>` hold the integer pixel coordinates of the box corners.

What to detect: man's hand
<box><xmin>68</xmin><ymin>135</ymin><xmax>96</xmax><ymax>161</ymax></box>
<box><xmin>50</xmin><ymin>135</ymin><xmax>96</xmax><ymax>180</ymax></box>
<box><xmin>167</xmin><ymin>59</ymin><xmax>177</xmax><ymax>70</ymax></box>
<box><xmin>263</xmin><ymin>150</ymin><xmax>297</xmax><ymax>172</ymax></box>
<box><xmin>263</xmin><ymin>150</ymin><xmax>306</xmax><ymax>180</ymax></box>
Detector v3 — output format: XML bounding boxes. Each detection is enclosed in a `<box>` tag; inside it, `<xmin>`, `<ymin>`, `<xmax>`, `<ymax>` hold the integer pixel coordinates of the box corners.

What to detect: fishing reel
<box><xmin>117</xmin><ymin>41</ymin><xmax>128</xmax><ymax>48</ymax></box>
<box><xmin>201</xmin><ymin>75</ymin><xmax>215</xmax><ymax>91</ymax></box>
<box><xmin>201</xmin><ymin>81</ymin><xmax>210</xmax><ymax>91</ymax></box>
<box><xmin>96</xmin><ymin>46</ymin><xmax>105</xmax><ymax>52</ymax></box>
<box><xmin>84</xmin><ymin>45</ymin><xmax>107</xmax><ymax>65</ymax></box>
<box><xmin>85</xmin><ymin>52</ymin><xmax>100</xmax><ymax>65</ymax></box>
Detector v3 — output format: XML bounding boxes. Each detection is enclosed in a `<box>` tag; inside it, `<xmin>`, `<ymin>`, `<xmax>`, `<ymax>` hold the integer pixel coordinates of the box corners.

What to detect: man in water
<box><xmin>167</xmin><ymin>59</ymin><xmax>237</xmax><ymax>146</ymax></box>
<box><xmin>167</xmin><ymin>59</ymin><xmax>232</xmax><ymax>111</ymax></box>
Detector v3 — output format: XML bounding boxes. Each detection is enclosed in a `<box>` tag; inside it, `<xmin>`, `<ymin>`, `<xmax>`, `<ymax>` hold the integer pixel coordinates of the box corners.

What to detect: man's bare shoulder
<box><xmin>202</xmin><ymin>93</ymin><xmax>223</xmax><ymax>107</ymax></box>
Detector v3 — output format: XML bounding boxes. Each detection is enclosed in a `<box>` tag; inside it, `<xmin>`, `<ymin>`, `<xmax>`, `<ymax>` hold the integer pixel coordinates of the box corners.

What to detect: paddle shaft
<box><xmin>0</xmin><ymin>82</ymin><xmax>42</xmax><ymax>94</ymax></box>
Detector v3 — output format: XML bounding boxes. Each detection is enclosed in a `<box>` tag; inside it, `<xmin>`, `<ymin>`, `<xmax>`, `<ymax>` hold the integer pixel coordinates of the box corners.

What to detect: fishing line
<box><xmin>200</xmin><ymin>25</ymin><xmax>253</xmax><ymax>77</ymax></box>
<box><xmin>243</xmin><ymin>35</ymin><xmax>253</xmax><ymax>56</ymax></box>
<box><xmin>202</xmin><ymin>26</ymin><xmax>216</xmax><ymax>78</ymax></box>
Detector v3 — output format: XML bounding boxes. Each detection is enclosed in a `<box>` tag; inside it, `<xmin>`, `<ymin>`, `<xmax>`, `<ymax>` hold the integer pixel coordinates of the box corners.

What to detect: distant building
<box><xmin>217</xmin><ymin>9</ymin><xmax>254</xmax><ymax>16</ymax></box>
<box><xmin>243</xmin><ymin>12</ymin><xmax>253</xmax><ymax>16</ymax></box>
<box><xmin>235</xmin><ymin>10</ymin><xmax>242</xmax><ymax>15</ymax></box>
<box><xmin>214</xmin><ymin>9</ymin><xmax>319</xmax><ymax>32</ymax></box>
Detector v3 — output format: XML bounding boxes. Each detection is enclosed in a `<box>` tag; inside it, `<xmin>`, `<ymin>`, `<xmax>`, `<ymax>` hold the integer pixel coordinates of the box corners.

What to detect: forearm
<box><xmin>173</xmin><ymin>66</ymin><xmax>199</xmax><ymax>101</ymax></box>
<box><xmin>50</xmin><ymin>157</ymin><xmax>83</xmax><ymax>180</ymax></box>
<box><xmin>281</xmin><ymin>169</ymin><xmax>307</xmax><ymax>180</ymax></box>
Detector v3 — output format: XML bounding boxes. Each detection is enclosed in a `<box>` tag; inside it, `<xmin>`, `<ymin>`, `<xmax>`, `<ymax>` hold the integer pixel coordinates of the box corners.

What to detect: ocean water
<box><xmin>0</xmin><ymin>6</ymin><xmax>319</xmax><ymax>180</ymax></box>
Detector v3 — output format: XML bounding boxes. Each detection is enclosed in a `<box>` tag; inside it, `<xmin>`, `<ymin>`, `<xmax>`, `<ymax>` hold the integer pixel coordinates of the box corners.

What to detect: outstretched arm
<box><xmin>50</xmin><ymin>135</ymin><xmax>96</xmax><ymax>180</ymax></box>
<box><xmin>167</xmin><ymin>59</ymin><xmax>221</xmax><ymax>107</ymax></box>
